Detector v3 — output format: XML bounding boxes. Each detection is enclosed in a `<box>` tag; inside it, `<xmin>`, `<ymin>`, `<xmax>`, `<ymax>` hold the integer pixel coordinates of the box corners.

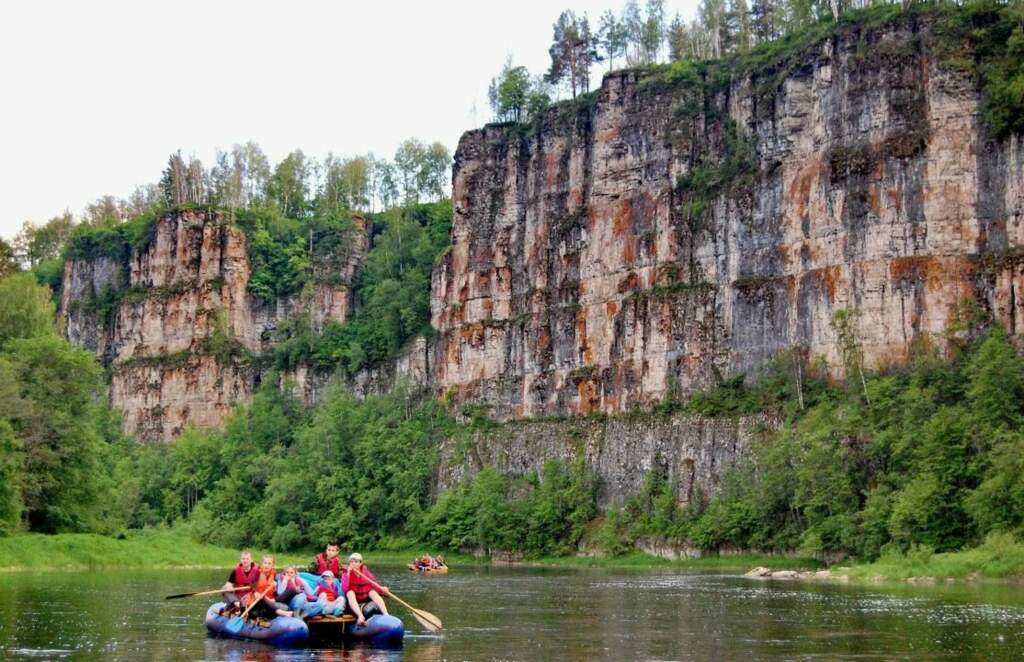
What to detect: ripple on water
<box><xmin>4</xmin><ymin>648</ymin><xmax>76</xmax><ymax>658</ymax></box>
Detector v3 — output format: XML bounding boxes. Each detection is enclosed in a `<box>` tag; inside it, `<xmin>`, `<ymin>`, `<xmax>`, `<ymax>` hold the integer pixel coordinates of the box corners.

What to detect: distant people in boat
<box><xmin>313</xmin><ymin>570</ymin><xmax>345</xmax><ymax>616</ymax></box>
<box><xmin>221</xmin><ymin>550</ymin><xmax>260</xmax><ymax>612</ymax></box>
<box><xmin>412</xmin><ymin>553</ymin><xmax>447</xmax><ymax>571</ymax></box>
<box><xmin>343</xmin><ymin>552</ymin><xmax>391</xmax><ymax>626</ymax></box>
<box><xmin>308</xmin><ymin>542</ymin><xmax>342</xmax><ymax>576</ymax></box>
<box><xmin>246</xmin><ymin>554</ymin><xmax>293</xmax><ymax>619</ymax></box>
<box><xmin>276</xmin><ymin>565</ymin><xmax>318</xmax><ymax>618</ymax></box>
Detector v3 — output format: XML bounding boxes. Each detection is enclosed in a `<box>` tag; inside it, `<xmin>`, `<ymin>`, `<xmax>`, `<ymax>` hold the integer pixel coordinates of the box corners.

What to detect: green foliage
<box><xmin>936</xmin><ymin>0</ymin><xmax>1024</xmax><ymax>137</ymax></box>
<box><xmin>272</xmin><ymin>200</ymin><xmax>453</xmax><ymax>377</ymax></box>
<box><xmin>165</xmin><ymin>384</ymin><xmax>452</xmax><ymax>551</ymax></box>
<box><xmin>423</xmin><ymin>458</ymin><xmax>598</xmax><ymax>557</ymax></box>
<box><xmin>0</xmin><ymin>336</ymin><xmax>113</xmax><ymax>533</ymax></box>
<box><xmin>675</xmin><ymin>323</ymin><xmax>1024</xmax><ymax>559</ymax></box>
<box><xmin>0</xmin><ymin>273</ymin><xmax>57</xmax><ymax>345</ymax></box>
<box><xmin>30</xmin><ymin>258</ymin><xmax>65</xmax><ymax>299</ymax></box>
<box><xmin>63</xmin><ymin>208</ymin><xmax>161</xmax><ymax>261</ymax></box>
<box><xmin>0</xmin><ymin>420</ymin><xmax>22</xmax><ymax>535</ymax></box>
<box><xmin>847</xmin><ymin>530</ymin><xmax>1024</xmax><ymax>580</ymax></box>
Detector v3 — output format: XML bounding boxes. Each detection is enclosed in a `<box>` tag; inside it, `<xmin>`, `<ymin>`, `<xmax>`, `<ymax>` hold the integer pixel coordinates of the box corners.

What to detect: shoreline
<box><xmin>0</xmin><ymin>531</ymin><xmax>816</xmax><ymax>574</ymax></box>
<box><xmin>5</xmin><ymin>531</ymin><xmax>1023</xmax><ymax>585</ymax></box>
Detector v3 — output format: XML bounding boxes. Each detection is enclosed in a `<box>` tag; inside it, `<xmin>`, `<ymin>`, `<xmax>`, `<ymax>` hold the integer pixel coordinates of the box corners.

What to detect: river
<box><xmin>1</xmin><ymin>565</ymin><xmax>1023</xmax><ymax>660</ymax></box>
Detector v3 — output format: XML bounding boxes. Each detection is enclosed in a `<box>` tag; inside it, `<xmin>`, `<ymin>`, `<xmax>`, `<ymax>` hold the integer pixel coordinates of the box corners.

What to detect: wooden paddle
<box><xmin>349</xmin><ymin>566</ymin><xmax>443</xmax><ymax>631</ymax></box>
<box><xmin>226</xmin><ymin>585</ymin><xmax>272</xmax><ymax>634</ymax></box>
<box><xmin>165</xmin><ymin>585</ymin><xmax>251</xmax><ymax>600</ymax></box>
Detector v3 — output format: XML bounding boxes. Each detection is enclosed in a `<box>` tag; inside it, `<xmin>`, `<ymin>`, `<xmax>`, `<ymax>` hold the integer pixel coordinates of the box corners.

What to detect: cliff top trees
<box><xmin>489</xmin><ymin>58</ymin><xmax>532</xmax><ymax>122</ymax></box>
<box><xmin>545</xmin><ymin>10</ymin><xmax>601</xmax><ymax>99</ymax></box>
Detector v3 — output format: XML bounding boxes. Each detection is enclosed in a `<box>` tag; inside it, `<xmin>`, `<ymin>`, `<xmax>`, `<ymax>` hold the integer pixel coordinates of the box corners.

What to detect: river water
<box><xmin>1</xmin><ymin>565</ymin><xmax>1023</xmax><ymax>660</ymax></box>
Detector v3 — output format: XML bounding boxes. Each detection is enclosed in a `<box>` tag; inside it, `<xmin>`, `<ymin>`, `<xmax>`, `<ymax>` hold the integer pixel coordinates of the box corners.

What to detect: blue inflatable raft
<box><xmin>297</xmin><ymin>571</ymin><xmax>404</xmax><ymax>647</ymax></box>
<box><xmin>205</xmin><ymin>602</ymin><xmax>309</xmax><ymax>647</ymax></box>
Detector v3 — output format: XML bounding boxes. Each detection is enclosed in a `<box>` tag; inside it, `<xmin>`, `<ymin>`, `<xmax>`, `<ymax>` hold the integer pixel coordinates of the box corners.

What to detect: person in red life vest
<box><xmin>308</xmin><ymin>542</ymin><xmax>342</xmax><ymax>576</ymax></box>
<box><xmin>342</xmin><ymin>552</ymin><xmax>391</xmax><ymax>626</ymax></box>
<box><xmin>313</xmin><ymin>570</ymin><xmax>345</xmax><ymax>616</ymax></box>
<box><xmin>220</xmin><ymin>550</ymin><xmax>259</xmax><ymax>613</ymax></box>
<box><xmin>245</xmin><ymin>554</ymin><xmax>293</xmax><ymax>619</ymax></box>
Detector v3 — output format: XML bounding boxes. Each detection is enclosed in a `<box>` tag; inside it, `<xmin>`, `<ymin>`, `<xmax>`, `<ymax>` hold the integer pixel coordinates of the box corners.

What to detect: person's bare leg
<box><xmin>367</xmin><ymin>589</ymin><xmax>389</xmax><ymax>616</ymax></box>
<box><xmin>347</xmin><ymin>590</ymin><xmax>367</xmax><ymax>625</ymax></box>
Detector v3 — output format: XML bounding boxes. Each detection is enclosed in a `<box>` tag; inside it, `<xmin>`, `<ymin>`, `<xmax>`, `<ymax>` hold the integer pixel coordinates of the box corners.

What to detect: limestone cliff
<box><xmin>61</xmin><ymin>208</ymin><xmax>367</xmax><ymax>439</ymax></box>
<box><xmin>58</xmin><ymin>14</ymin><xmax>1023</xmax><ymax>509</ymax></box>
<box><xmin>430</xmin><ymin>15</ymin><xmax>1023</xmax><ymax>419</ymax></box>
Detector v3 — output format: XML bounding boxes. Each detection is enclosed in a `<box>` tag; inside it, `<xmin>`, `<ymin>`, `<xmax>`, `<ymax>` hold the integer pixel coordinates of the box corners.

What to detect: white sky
<box><xmin>0</xmin><ymin>0</ymin><xmax>699</xmax><ymax>239</ymax></box>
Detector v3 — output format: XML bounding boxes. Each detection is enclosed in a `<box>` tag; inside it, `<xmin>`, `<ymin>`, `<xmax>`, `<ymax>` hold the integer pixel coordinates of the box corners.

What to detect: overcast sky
<box><xmin>0</xmin><ymin>0</ymin><xmax>699</xmax><ymax>239</ymax></box>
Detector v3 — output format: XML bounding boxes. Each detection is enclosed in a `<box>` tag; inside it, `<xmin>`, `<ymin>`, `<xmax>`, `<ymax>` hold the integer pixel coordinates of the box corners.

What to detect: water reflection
<box><xmin>1</xmin><ymin>567</ymin><xmax>1024</xmax><ymax>660</ymax></box>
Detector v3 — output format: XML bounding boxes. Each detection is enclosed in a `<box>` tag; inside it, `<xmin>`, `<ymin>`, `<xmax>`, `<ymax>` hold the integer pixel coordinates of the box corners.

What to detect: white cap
<box><xmin>348</xmin><ymin>552</ymin><xmax>363</xmax><ymax>562</ymax></box>
<box><xmin>321</xmin><ymin>570</ymin><xmax>334</xmax><ymax>578</ymax></box>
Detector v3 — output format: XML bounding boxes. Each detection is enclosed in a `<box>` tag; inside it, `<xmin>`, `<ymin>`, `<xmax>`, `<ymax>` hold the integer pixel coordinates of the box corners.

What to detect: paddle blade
<box><xmin>225</xmin><ymin>616</ymin><xmax>245</xmax><ymax>634</ymax></box>
<box><xmin>164</xmin><ymin>593</ymin><xmax>193</xmax><ymax>600</ymax></box>
<box><xmin>410</xmin><ymin>608</ymin><xmax>443</xmax><ymax>631</ymax></box>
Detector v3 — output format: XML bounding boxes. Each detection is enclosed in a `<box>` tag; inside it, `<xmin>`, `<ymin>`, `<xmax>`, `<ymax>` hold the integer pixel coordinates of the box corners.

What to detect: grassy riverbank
<box><xmin>841</xmin><ymin>533</ymin><xmax>1024</xmax><ymax>581</ymax></box>
<box><xmin>0</xmin><ymin>531</ymin><xmax>304</xmax><ymax>571</ymax></box>
<box><xmin>0</xmin><ymin>530</ymin><xmax>821</xmax><ymax>573</ymax></box>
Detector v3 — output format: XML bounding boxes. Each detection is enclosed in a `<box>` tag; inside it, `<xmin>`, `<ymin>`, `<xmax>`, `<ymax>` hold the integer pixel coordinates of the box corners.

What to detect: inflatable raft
<box><xmin>407</xmin><ymin>563</ymin><xmax>449</xmax><ymax>574</ymax></box>
<box><xmin>205</xmin><ymin>602</ymin><xmax>404</xmax><ymax>648</ymax></box>
<box><xmin>298</xmin><ymin>571</ymin><xmax>404</xmax><ymax>646</ymax></box>
<box><xmin>205</xmin><ymin>602</ymin><xmax>309</xmax><ymax>647</ymax></box>
<box><xmin>306</xmin><ymin>613</ymin><xmax>405</xmax><ymax>646</ymax></box>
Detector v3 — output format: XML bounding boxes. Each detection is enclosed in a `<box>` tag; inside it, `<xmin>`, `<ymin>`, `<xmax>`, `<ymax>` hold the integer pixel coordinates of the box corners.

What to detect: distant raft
<box><xmin>204</xmin><ymin>602</ymin><xmax>309</xmax><ymax>647</ymax></box>
<box><xmin>407</xmin><ymin>563</ymin><xmax>449</xmax><ymax>574</ymax></box>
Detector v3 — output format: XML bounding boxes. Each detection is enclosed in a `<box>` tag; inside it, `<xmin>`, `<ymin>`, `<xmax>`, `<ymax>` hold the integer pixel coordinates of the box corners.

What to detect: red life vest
<box><xmin>344</xmin><ymin>566</ymin><xmax>380</xmax><ymax>602</ymax></box>
<box><xmin>233</xmin><ymin>563</ymin><xmax>259</xmax><ymax>587</ymax></box>
<box><xmin>314</xmin><ymin>553</ymin><xmax>341</xmax><ymax>575</ymax></box>
<box><xmin>315</xmin><ymin>579</ymin><xmax>338</xmax><ymax>601</ymax></box>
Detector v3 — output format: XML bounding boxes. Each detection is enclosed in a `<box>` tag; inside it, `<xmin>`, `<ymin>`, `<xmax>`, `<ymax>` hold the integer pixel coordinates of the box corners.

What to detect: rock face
<box><xmin>61</xmin><ymin>209</ymin><xmax>366</xmax><ymax>439</ymax></box>
<box><xmin>430</xmin><ymin>17</ymin><xmax>1024</xmax><ymax>419</ymax></box>
<box><xmin>435</xmin><ymin>412</ymin><xmax>770</xmax><ymax>508</ymax></box>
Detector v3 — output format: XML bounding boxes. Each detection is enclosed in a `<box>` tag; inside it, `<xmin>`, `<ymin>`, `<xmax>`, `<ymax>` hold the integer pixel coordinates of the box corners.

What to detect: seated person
<box><xmin>308</xmin><ymin>542</ymin><xmax>342</xmax><ymax>576</ymax></box>
<box><xmin>276</xmin><ymin>565</ymin><xmax>318</xmax><ymax>617</ymax></box>
<box><xmin>313</xmin><ymin>570</ymin><xmax>345</xmax><ymax>616</ymax></box>
<box><xmin>245</xmin><ymin>554</ymin><xmax>293</xmax><ymax>619</ymax></box>
<box><xmin>220</xmin><ymin>550</ymin><xmax>259</xmax><ymax>613</ymax></box>
<box><xmin>342</xmin><ymin>552</ymin><xmax>391</xmax><ymax>626</ymax></box>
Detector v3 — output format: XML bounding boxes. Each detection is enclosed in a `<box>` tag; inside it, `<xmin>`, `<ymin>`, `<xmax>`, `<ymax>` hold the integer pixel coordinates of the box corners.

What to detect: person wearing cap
<box><xmin>342</xmin><ymin>552</ymin><xmax>391</xmax><ymax>626</ymax></box>
<box><xmin>314</xmin><ymin>569</ymin><xmax>344</xmax><ymax>616</ymax></box>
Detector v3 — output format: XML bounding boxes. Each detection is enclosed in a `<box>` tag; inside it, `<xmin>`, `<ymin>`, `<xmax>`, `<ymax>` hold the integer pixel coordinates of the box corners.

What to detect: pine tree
<box><xmin>667</xmin><ymin>12</ymin><xmax>690</xmax><ymax>61</ymax></box>
<box><xmin>750</xmin><ymin>0</ymin><xmax>779</xmax><ymax>43</ymax></box>
<box><xmin>545</xmin><ymin>10</ymin><xmax>600</xmax><ymax>99</ymax></box>
<box><xmin>728</xmin><ymin>0</ymin><xmax>752</xmax><ymax>53</ymax></box>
